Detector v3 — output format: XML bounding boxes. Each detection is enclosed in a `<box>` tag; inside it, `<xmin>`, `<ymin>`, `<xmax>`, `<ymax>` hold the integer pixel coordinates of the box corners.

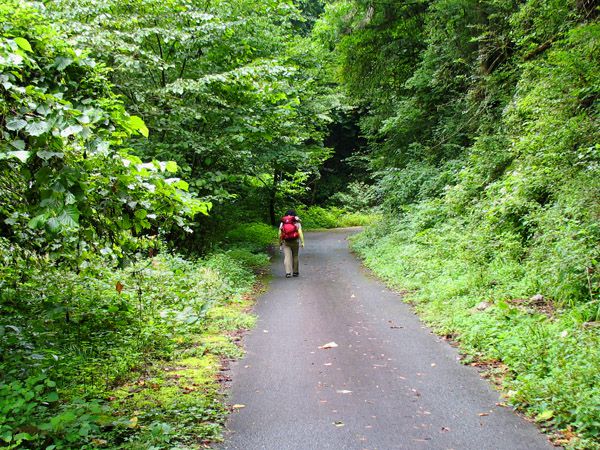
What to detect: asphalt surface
<box><xmin>218</xmin><ymin>229</ymin><xmax>555</xmax><ymax>450</ymax></box>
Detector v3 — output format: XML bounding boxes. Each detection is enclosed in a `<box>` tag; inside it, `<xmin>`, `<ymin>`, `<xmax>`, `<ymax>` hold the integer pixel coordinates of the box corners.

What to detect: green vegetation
<box><xmin>1</xmin><ymin>3</ymin><xmax>277</xmax><ymax>446</ymax></box>
<box><xmin>314</xmin><ymin>0</ymin><xmax>599</xmax><ymax>447</ymax></box>
<box><xmin>298</xmin><ymin>206</ymin><xmax>379</xmax><ymax>229</ymax></box>
<box><xmin>2</xmin><ymin>0</ymin><xmax>598</xmax><ymax>447</ymax></box>
<box><xmin>352</xmin><ymin>213</ymin><xmax>599</xmax><ymax>449</ymax></box>
<box><xmin>225</xmin><ymin>222</ymin><xmax>277</xmax><ymax>253</ymax></box>
<box><xmin>1</xmin><ymin>247</ymin><xmax>265</xmax><ymax>448</ymax></box>
<box><xmin>45</xmin><ymin>0</ymin><xmax>336</xmax><ymax>229</ymax></box>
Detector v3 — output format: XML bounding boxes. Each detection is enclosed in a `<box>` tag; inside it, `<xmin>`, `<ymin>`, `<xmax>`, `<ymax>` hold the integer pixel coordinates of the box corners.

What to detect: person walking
<box><xmin>279</xmin><ymin>210</ymin><xmax>304</xmax><ymax>278</ymax></box>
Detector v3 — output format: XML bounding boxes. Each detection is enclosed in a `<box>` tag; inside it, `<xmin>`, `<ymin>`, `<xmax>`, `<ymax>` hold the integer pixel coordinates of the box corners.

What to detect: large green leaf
<box><xmin>36</xmin><ymin>151</ymin><xmax>64</xmax><ymax>160</ymax></box>
<box><xmin>14</xmin><ymin>37</ymin><xmax>32</xmax><ymax>52</ymax></box>
<box><xmin>127</xmin><ymin>115</ymin><xmax>149</xmax><ymax>138</ymax></box>
<box><xmin>26</xmin><ymin>121</ymin><xmax>51</xmax><ymax>137</ymax></box>
<box><xmin>0</xmin><ymin>151</ymin><xmax>31</xmax><ymax>162</ymax></box>
<box><xmin>60</xmin><ymin>124</ymin><xmax>83</xmax><ymax>137</ymax></box>
<box><xmin>57</xmin><ymin>206</ymin><xmax>80</xmax><ymax>228</ymax></box>
<box><xmin>46</xmin><ymin>217</ymin><xmax>61</xmax><ymax>232</ymax></box>
<box><xmin>54</xmin><ymin>56</ymin><xmax>73</xmax><ymax>71</ymax></box>
<box><xmin>28</xmin><ymin>214</ymin><xmax>48</xmax><ymax>230</ymax></box>
<box><xmin>6</xmin><ymin>119</ymin><xmax>27</xmax><ymax>131</ymax></box>
<box><xmin>165</xmin><ymin>161</ymin><xmax>178</xmax><ymax>173</ymax></box>
<box><xmin>10</xmin><ymin>140</ymin><xmax>25</xmax><ymax>151</ymax></box>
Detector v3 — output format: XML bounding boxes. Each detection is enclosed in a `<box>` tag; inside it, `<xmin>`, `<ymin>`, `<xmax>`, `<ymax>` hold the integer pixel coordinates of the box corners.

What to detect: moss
<box><xmin>104</xmin><ymin>283</ymin><xmax>261</xmax><ymax>448</ymax></box>
<box><xmin>205</xmin><ymin>303</ymin><xmax>257</xmax><ymax>332</ymax></box>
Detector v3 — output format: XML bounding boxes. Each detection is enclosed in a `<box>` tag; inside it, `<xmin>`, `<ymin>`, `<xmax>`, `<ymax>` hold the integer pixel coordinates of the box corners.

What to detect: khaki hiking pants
<box><xmin>282</xmin><ymin>239</ymin><xmax>300</xmax><ymax>275</ymax></box>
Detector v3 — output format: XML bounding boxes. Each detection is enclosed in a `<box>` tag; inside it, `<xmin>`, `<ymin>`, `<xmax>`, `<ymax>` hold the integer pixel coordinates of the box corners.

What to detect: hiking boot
<box><xmin>293</xmin><ymin>272</ymin><xmax>299</xmax><ymax>277</ymax></box>
<box><xmin>285</xmin><ymin>273</ymin><xmax>292</xmax><ymax>278</ymax></box>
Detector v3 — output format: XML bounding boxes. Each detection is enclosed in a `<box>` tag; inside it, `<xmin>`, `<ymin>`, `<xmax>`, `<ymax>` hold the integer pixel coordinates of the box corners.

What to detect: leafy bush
<box><xmin>224</xmin><ymin>222</ymin><xmax>277</xmax><ymax>252</ymax></box>
<box><xmin>342</xmin><ymin>10</ymin><xmax>599</xmax><ymax>446</ymax></box>
<box><xmin>328</xmin><ymin>181</ymin><xmax>378</xmax><ymax>212</ymax></box>
<box><xmin>225</xmin><ymin>248</ymin><xmax>271</xmax><ymax>271</ymax></box>
<box><xmin>352</xmin><ymin>210</ymin><xmax>600</xmax><ymax>448</ymax></box>
<box><xmin>0</xmin><ymin>251</ymin><xmax>259</xmax><ymax>448</ymax></box>
<box><xmin>337</xmin><ymin>212</ymin><xmax>381</xmax><ymax>227</ymax></box>
<box><xmin>0</xmin><ymin>0</ymin><xmax>207</xmax><ymax>260</ymax></box>
<box><xmin>297</xmin><ymin>206</ymin><xmax>341</xmax><ymax>228</ymax></box>
<box><xmin>297</xmin><ymin>206</ymin><xmax>379</xmax><ymax>229</ymax></box>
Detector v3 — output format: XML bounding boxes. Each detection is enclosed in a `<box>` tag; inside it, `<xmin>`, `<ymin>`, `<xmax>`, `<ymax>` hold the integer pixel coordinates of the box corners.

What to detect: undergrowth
<box><xmin>297</xmin><ymin>206</ymin><xmax>380</xmax><ymax>229</ymax></box>
<box><xmin>351</xmin><ymin>212</ymin><xmax>600</xmax><ymax>450</ymax></box>
<box><xmin>0</xmin><ymin>233</ymin><xmax>270</xmax><ymax>448</ymax></box>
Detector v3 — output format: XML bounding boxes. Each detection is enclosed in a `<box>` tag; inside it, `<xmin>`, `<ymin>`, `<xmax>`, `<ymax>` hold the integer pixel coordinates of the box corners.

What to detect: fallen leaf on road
<box><xmin>263</xmin><ymin>330</ymin><xmax>269</xmax><ymax>333</ymax></box>
<box><xmin>431</xmin><ymin>363</ymin><xmax>436</xmax><ymax>367</ymax></box>
<box><xmin>336</xmin><ymin>390</ymin><xmax>353</xmax><ymax>394</ymax></box>
<box><xmin>319</xmin><ymin>342</ymin><xmax>338</xmax><ymax>349</ymax></box>
<box><xmin>324</xmin><ymin>363</ymin><xmax>332</xmax><ymax>366</ymax></box>
<box><xmin>334</xmin><ymin>421</ymin><xmax>345</xmax><ymax>427</ymax></box>
<box><xmin>441</xmin><ymin>427</ymin><xmax>450</xmax><ymax>432</ymax></box>
<box><xmin>232</xmin><ymin>404</ymin><xmax>246</xmax><ymax>409</ymax></box>
<box><xmin>478</xmin><ymin>412</ymin><xmax>489</xmax><ymax>416</ymax></box>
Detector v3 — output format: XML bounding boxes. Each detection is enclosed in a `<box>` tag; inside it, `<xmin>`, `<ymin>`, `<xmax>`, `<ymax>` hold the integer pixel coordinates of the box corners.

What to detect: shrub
<box><xmin>224</xmin><ymin>222</ymin><xmax>277</xmax><ymax>252</ymax></box>
<box><xmin>328</xmin><ymin>181</ymin><xmax>378</xmax><ymax>211</ymax></box>
<box><xmin>0</xmin><ymin>251</ymin><xmax>259</xmax><ymax>448</ymax></box>
<box><xmin>225</xmin><ymin>248</ymin><xmax>271</xmax><ymax>271</ymax></box>
<box><xmin>297</xmin><ymin>206</ymin><xmax>380</xmax><ymax>229</ymax></box>
<box><xmin>351</xmin><ymin>209</ymin><xmax>600</xmax><ymax>448</ymax></box>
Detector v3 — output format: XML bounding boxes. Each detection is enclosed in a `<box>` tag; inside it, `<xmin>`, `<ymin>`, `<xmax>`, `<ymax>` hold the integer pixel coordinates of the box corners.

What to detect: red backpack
<box><xmin>281</xmin><ymin>215</ymin><xmax>299</xmax><ymax>240</ymax></box>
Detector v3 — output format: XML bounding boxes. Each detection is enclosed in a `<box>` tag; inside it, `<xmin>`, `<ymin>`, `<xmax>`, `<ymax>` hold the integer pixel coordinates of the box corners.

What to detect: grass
<box><xmin>351</xmin><ymin>218</ymin><xmax>600</xmax><ymax>450</ymax></box>
<box><xmin>0</xmin><ymin>243</ymin><xmax>268</xmax><ymax>449</ymax></box>
<box><xmin>296</xmin><ymin>206</ymin><xmax>380</xmax><ymax>230</ymax></box>
<box><xmin>104</xmin><ymin>294</ymin><xmax>259</xmax><ymax>448</ymax></box>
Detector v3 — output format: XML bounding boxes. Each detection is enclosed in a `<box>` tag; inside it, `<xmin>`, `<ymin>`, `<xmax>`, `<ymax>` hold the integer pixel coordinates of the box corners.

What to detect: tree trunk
<box><xmin>269</xmin><ymin>168</ymin><xmax>279</xmax><ymax>226</ymax></box>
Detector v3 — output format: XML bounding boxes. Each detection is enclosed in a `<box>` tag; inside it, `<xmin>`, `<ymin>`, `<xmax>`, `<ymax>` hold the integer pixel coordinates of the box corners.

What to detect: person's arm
<box><xmin>298</xmin><ymin>225</ymin><xmax>304</xmax><ymax>247</ymax></box>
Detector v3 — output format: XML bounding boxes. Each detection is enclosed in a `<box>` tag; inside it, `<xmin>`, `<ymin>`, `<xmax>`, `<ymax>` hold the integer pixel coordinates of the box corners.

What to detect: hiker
<box><xmin>279</xmin><ymin>209</ymin><xmax>304</xmax><ymax>278</ymax></box>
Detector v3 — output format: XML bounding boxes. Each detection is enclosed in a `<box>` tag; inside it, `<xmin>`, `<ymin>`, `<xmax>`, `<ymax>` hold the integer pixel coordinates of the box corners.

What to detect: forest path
<box><xmin>218</xmin><ymin>229</ymin><xmax>554</xmax><ymax>450</ymax></box>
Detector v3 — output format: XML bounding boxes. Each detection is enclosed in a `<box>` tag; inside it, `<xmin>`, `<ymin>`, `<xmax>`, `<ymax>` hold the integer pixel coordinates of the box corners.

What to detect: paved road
<box><xmin>219</xmin><ymin>229</ymin><xmax>554</xmax><ymax>450</ymax></box>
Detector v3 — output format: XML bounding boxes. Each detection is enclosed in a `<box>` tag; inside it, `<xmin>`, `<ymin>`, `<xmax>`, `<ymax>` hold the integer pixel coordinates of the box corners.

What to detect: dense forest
<box><xmin>1</xmin><ymin>0</ymin><xmax>598</xmax><ymax>448</ymax></box>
